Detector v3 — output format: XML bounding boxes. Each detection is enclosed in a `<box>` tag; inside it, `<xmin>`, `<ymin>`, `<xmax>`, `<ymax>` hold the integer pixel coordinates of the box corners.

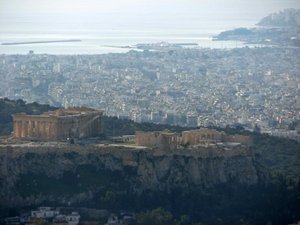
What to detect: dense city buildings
<box><xmin>0</xmin><ymin>46</ymin><xmax>299</xmax><ymax>140</ymax></box>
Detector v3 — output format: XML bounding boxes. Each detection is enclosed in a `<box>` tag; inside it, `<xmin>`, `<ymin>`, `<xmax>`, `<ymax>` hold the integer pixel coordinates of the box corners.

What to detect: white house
<box><xmin>66</xmin><ymin>212</ymin><xmax>80</xmax><ymax>225</ymax></box>
<box><xmin>31</xmin><ymin>207</ymin><xmax>59</xmax><ymax>219</ymax></box>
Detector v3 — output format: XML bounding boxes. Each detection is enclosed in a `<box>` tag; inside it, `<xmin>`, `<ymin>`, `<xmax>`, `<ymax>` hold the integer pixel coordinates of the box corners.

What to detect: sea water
<box><xmin>0</xmin><ymin>19</ymin><xmax>258</xmax><ymax>54</ymax></box>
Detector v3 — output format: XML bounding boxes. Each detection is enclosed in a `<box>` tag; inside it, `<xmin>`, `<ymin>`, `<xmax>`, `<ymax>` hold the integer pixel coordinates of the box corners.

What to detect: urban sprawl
<box><xmin>0</xmin><ymin>45</ymin><xmax>299</xmax><ymax>141</ymax></box>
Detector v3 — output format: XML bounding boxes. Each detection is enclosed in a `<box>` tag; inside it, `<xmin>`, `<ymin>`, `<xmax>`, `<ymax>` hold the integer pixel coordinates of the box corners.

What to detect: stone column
<box><xmin>27</xmin><ymin>120</ymin><xmax>31</xmax><ymax>137</ymax></box>
<box><xmin>17</xmin><ymin>121</ymin><xmax>21</xmax><ymax>138</ymax></box>
<box><xmin>30</xmin><ymin>120</ymin><xmax>34</xmax><ymax>137</ymax></box>
<box><xmin>49</xmin><ymin>122</ymin><xmax>55</xmax><ymax>139</ymax></box>
<box><xmin>41</xmin><ymin>121</ymin><xmax>47</xmax><ymax>139</ymax></box>
<box><xmin>21</xmin><ymin>120</ymin><xmax>28</xmax><ymax>137</ymax></box>
<box><xmin>19</xmin><ymin>121</ymin><xmax>23</xmax><ymax>138</ymax></box>
<box><xmin>39</xmin><ymin>121</ymin><xmax>43</xmax><ymax>138</ymax></box>
<box><xmin>53</xmin><ymin>121</ymin><xmax>58</xmax><ymax>139</ymax></box>
<box><xmin>47</xmin><ymin>122</ymin><xmax>53</xmax><ymax>139</ymax></box>
<box><xmin>27</xmin><ymin>120</ymin><xmax>31</xmax><ymax>138</ymax></box>
<box><xmin>14</xmin><ymin>120</ymin><xmax>21</xmax><ymax>138</ymax></box>
<box><xmin>44</xmin><ymin>122</ymin><xmax>49</xmax><ymax>138</ymax></box>
<box><xmin>32</xmin><ymin>121</ymin><xmax>36</xmax><ymax>137</ymax></box>
<box><xmin>16</xmin><ymin>121</ymin><xmax>22</xmax><ymax>138</ymax></box>
<box><xmin>36</xmin><ymin>121</ymin><xmax>40</xmax><ymax>138</ymax></box>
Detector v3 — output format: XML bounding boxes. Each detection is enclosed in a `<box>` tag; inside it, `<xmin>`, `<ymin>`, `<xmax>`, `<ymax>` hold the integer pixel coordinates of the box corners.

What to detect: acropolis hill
<box><xmin>0</xmin><ymin>99</ymin><xmax>299</xmax><ymax>211</ymax></box>
<box><xmin>1</xmin><ymin>136</ymin><xmax>298</xmax><ymax>225</ymax></box>
<box><xmin>0</xmin><ymin>143</ymin><xmax>257</xmax><ymax>208</ymax></box>
<box><xmin>1</xmin><ymin>105</ymin><xmax>256</xmax><ymax>207</ymax></box>
<box><xmin>9</xmin><ymin>106</ymin><xmax>253</xmax><ymax>152</ymax></box>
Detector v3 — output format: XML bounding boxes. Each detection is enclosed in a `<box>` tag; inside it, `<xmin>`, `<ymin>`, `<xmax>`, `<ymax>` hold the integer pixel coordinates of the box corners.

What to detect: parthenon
<box><xmin>13</xmin><ymin>107</ymin><xmax>103</xmax><ymax>140</ymax></box>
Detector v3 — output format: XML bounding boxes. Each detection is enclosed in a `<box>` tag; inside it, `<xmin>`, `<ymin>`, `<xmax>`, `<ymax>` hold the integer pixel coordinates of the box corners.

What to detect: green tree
<box><xmin>136</xmin><ymin>208</ymin><xmax>175</xmax><ymax>225</ymax></box>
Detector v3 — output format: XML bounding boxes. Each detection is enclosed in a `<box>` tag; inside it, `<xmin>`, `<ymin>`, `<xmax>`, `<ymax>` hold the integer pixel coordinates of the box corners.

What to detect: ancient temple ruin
<box><xmin>182</xmin><ymin>128</ymin><xmax>224</xmax><ymax>145</ymax></box>
<box><xmin>135</xmin><ymin>130</ymin><xmax>180</xmax><ymax>151</ymax></box>
<box><xmin>13</xmin><ymin>107</ymin><xmax>103</xmax><ymax>140</ymax></box>
<box><xmin>135</xmin><ymin>128</ymin><xmax>252</xmax><ymax>150</ymax></box>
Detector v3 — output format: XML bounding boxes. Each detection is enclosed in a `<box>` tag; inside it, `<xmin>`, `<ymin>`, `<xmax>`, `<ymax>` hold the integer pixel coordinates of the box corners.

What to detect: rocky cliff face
<box><xmin>0</xmin><ymin>144</ymin><xmax>259</xmax><ymax>208</ymax></box>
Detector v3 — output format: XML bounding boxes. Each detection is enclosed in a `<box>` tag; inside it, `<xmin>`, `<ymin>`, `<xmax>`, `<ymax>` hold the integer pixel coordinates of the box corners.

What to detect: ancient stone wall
<box><xmin>224</xmin><ymin>134</ymin><xmax>253</xmax><ymax>145</ymax></box>
<box><xmin>135</xmin><ymin>131</ymin><xmax>159</xmax><ymax>147</ymax></box>
<box><xmin>182</xmin><ymin>128</ymin><xmax>224</xmax><ymax>145</ymax></box>
<box><xmin>135</xmin><ymin>131</ymin><xmax>180</xmax><ymax>150</ymax></box>
<box><xmin>137</xmin><ymin>128</ymin><xmax>253</xmax><ymax>150</ymax></box>
<box><xmin>13</xmin><ymin>114</ymin><xmax>58</xmax><ymax>140</ymax></box>
<box><xmin>181</xmin><ymin>129</ymin><xmax>253</xmax><ymax>146</ymax></box>
<box><xmin>56</xmin><ymin>112</ymin><xmax>102</xmax><ymax>139</ymax></box>
<box><xmin>157</xmin><ymin>132</ymin><xmax>181</xmax><ymax>151</ymax></box>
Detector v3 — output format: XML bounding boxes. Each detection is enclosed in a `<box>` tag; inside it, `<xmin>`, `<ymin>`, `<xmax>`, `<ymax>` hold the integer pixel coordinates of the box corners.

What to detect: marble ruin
<box><xmin>13</xmin><ymin>107</ymin><xmax>103</xmax><ymax>140</ymax></box>
<box><xmin>136</xmin><ymin>128</ymin><xmax>252</xmax><ymax>150</ymax></box>
<box><xmin>135</xmin><ymin>130</ymin><xmax>180</xmax><ymax>151</ymax></box>
<box><xmin>182</xmin><ymin>128</ymin><xmax>224</xmax><ymax>145</ymax></box>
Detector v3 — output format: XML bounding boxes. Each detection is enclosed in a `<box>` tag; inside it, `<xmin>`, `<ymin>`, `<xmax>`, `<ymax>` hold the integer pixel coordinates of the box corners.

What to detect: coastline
<box><xmin>2</xmin><ymin>39</ymin><xmax>81</xmax><ymax>46</ymax></box>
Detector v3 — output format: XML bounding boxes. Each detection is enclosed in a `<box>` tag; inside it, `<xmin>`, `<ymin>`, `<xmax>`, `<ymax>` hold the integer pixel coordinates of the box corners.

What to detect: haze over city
<box><xmin>1</xmin><ymin>0</ymin><xmax>300</xmax><ymax>30</ymax></box>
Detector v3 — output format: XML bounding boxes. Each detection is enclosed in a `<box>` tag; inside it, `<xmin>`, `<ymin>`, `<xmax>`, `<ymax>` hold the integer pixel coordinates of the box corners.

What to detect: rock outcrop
<box><xmin>0</xmin><ymin>144</ymin><xmax>259</xmax><ymax>208</ymax></box>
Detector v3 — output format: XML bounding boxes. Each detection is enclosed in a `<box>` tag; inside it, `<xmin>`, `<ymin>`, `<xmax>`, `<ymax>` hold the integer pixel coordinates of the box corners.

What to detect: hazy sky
<box><xmin>0</xmin><ymin>0</ymin><xmax>299</xmax><ymax>30</ymax></box>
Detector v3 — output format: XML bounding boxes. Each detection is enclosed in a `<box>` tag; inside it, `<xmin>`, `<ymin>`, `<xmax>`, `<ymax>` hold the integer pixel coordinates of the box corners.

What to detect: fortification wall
<box><xmin>136</xmin><ymin>131</ymin><xmax>180</xmax><ymax>150</ymax></box>
<box><xmin>135</xmin><ymin>131</ymin><xmax>159</xmax><ymax>147</ymax></box>
<box><xmin>224</xmin><ymin>135</ymin><xmax>253</xmax><ymax>145</ymax></box>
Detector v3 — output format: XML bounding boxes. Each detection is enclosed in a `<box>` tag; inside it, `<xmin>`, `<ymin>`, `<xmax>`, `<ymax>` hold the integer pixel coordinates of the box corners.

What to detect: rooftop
<box><xmin>13</xmin><ymin>107</ymin><xmax>103</xmax><ymax>119</ymax></box>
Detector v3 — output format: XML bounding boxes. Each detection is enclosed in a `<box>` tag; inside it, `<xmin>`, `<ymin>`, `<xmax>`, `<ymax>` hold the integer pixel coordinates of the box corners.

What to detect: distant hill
<box><xmin>214</xmin><ymin>8</ymin><xmax>300</xmax><ymax>47</ymax></box>
<box><xmin>257</xmin><ymin>8</ymin><xmax>300</xmax><ymax>27</ymax></box>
